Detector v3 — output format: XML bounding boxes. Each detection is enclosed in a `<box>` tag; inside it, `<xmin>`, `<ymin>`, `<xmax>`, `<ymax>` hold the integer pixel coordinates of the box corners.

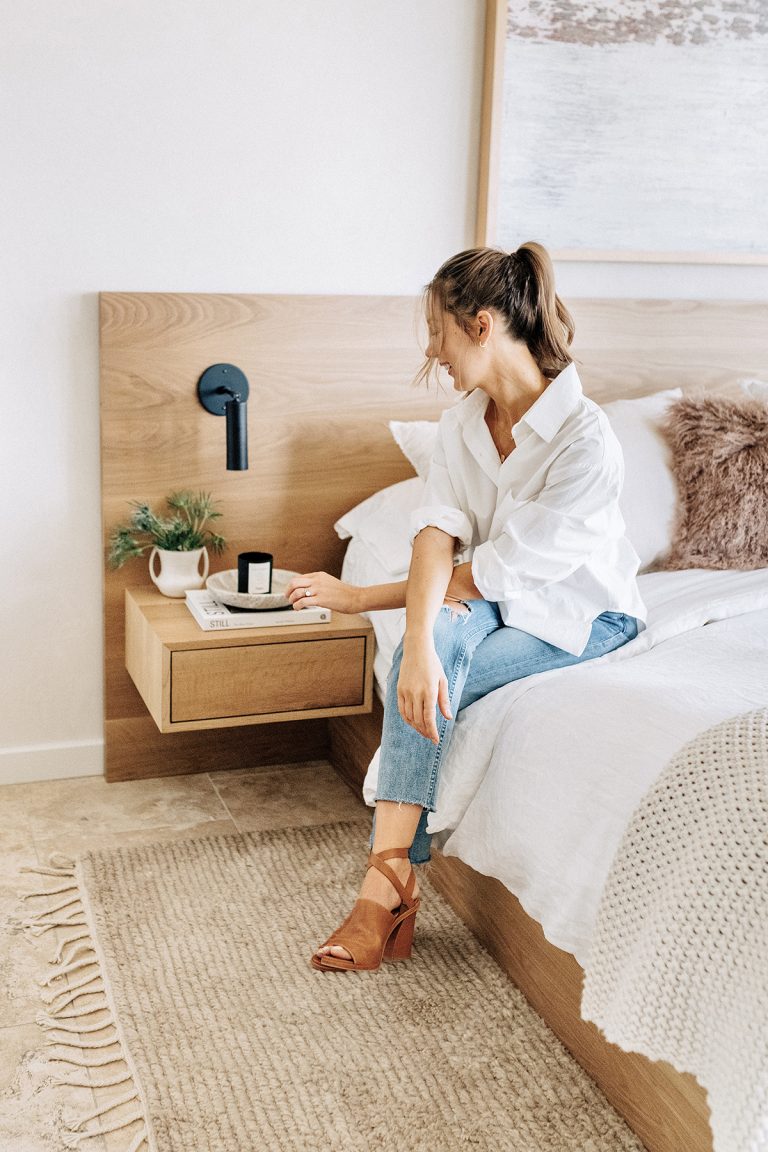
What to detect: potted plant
<box><xmin>108</xmin><ymin>490</ymin><xmax>226</xmax><ymax>597</ymax></box>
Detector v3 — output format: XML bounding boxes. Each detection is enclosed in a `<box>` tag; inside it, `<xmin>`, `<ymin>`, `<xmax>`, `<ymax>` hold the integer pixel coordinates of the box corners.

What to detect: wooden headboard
<box><xmin>100</xmin><ymin>294</ymin><xmax>768</xmax><ymax>781</ymax></box>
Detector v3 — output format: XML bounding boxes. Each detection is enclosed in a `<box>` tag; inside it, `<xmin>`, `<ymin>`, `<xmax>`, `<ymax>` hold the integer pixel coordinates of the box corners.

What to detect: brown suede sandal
<box><xmin>310</xmin><ymin>847</ymin><xmax>420</xmax><ymax>972</ymax></box>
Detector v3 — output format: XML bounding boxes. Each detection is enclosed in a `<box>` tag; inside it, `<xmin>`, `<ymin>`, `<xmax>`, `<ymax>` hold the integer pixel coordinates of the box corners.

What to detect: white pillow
<box><xmin>739</xmin><ymin>377</ymin><xmax>768</xmax><ymax>403</ymax></box>
<box><xmin>388</xmin><ymin>420</ymin><xmax>438</xmax><ymax>480</ymax></box>
<box><xmin>334</xmin><ymin>477</ymin><xmax>424</xmax><ymax>577</ymax></box>
<box><xmin>600</xmin><ymin>388</ymin><xmax>683</xmax><ymax>572</ymax></box>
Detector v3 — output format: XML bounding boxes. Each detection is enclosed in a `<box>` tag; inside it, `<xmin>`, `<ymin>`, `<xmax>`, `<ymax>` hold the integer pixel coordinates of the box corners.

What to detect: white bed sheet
<box><xmin>340</xmin><ymin>535</ymin><xmax>407</xmax><ymax>704</ymax></box>
<box><xmin>340</xmin><ymin>537</ymin><xmax>768</xmax><ymax>966</ymax></box>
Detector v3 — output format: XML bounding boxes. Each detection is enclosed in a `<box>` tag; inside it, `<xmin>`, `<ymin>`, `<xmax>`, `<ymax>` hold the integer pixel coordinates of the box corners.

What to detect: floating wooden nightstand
<box><xmin>125</xmin><ymin>588</ymin><xmax>375</xmax><ymax>734</ymax></box>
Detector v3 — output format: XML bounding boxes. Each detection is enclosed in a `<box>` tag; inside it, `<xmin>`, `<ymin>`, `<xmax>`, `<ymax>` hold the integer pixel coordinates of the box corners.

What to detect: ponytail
<box><xmin>514</xmin><ymin>242</ymin><xmax>575</xmax><ymax>378</ymax></box>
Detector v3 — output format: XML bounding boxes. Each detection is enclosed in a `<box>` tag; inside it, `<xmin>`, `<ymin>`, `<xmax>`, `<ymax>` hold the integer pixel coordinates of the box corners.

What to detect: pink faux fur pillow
<box><xmin>656</xmin><ymin>396</ymin><xmax>768</xmax><ymax>571</ymax></box>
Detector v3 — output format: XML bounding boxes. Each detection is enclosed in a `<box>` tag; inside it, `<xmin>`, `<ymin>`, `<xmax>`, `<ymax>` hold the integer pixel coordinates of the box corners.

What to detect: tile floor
<box><xmin>0</xmin><ymin>759</ymin><xmax>368</xmax><ymax>1151</ymax></box>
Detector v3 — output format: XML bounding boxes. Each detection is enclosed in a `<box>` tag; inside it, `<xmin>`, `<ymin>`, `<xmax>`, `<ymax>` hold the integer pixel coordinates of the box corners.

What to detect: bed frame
<box><xmin>101</xmin><ymin>292</ymin><xmax>768</xmax><ymax>1152</ymax></box>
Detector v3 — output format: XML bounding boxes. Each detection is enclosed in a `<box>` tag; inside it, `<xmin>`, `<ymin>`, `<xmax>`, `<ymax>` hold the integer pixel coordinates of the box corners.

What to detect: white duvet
<box><xmin>342</xmin><ymin>537</ymin><xmax>768</xmax><ymax>967</ymax></box>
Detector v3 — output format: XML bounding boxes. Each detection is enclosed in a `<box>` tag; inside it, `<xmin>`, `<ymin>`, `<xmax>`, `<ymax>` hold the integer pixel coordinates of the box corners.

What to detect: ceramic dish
<box><xmin>206</xmin><ymin>568</ymin><xmax>300</xmax><ymax>610</ymax></box>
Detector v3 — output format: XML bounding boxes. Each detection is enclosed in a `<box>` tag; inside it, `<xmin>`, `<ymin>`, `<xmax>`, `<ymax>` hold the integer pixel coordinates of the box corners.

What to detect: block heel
<box><xmin>383</xmin><ymin>904</ymin><xmax>417</xmax><ymax>962</ymax></box>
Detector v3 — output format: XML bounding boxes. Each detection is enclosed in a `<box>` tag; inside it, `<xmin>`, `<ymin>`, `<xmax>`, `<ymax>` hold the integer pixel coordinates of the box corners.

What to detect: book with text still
<box><xmin>185</xmin><ymin>589</ymin><xmax>331</xmax><ymax>630</ymax></box>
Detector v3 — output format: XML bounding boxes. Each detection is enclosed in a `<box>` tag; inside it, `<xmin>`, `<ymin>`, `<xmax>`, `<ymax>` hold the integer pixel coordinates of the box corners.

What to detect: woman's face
<box><xmin>426</xmin><ymin>307</ymin><xmax>484</xmax><ymax>393</ymax></box>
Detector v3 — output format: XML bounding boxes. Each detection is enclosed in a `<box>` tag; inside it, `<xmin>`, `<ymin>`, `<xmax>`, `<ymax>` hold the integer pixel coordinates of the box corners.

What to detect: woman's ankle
<box><xmin>361</xmin><ymin>856</ymin><xmax>419</xmax><ymax>908</ymax></box>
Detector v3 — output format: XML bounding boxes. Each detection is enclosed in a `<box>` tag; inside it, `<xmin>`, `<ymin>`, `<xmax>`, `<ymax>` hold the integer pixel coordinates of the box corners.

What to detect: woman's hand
<box><xmin>284</xmin><ymin>572</ymin><xmax>361</xmax><ymax>614</ymax></box>
<box><xmin>398</xmin><ymin>638</ymin><xmax>452</xmax><ymax>744</ymax></box>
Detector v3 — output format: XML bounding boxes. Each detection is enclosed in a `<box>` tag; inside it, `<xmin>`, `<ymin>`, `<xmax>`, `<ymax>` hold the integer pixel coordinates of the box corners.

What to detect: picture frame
<box><xmin>476</xmin><ymin>0</ymin><xmax>768</xmax><ymax>264</ymax></box>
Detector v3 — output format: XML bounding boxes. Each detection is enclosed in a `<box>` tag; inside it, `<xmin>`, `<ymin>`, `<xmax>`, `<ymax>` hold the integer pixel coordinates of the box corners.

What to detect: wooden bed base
<box><xmin>329</xmin><ymin>704</ymin><xmax>713</xmax><ymax>1152</ymax></box>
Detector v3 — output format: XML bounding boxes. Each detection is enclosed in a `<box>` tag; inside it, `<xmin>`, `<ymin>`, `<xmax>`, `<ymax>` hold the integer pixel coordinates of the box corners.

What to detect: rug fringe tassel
<box><xmin>36</xmin><ymin>1002</ymin><xmax>112</xmax><ymax>1024</ymax></box>
<box><xmin>40</xmin><ymin>953</ymin><xmax>99</xmax><ymax>985</ymax></box>
<box><xmin>53</xmin><ymin>1070</ymin><xmax>135</xmax><ymax>1089</ymax></box>
<box><xmin>42</xmin><ymin>976</ymin><xmax>105</xmax><ymax>1009</ymax></box>
<box><xmin>37</xmin><ymin>1011</ymin><xmax>112</xmax><ymax>1034</ymax></box>
<box><xmin>15</xmin><ymin>850</ymin><xmax>153</xmax><ymax>1152</ymax></box>
<box><xmin>46</xmin><ymin>1031</ymin><xmax>120</xmax><ymax>1051</ymax></box>
<box><xmin>54</xmin><ymin>931</ymin><xmax>93</xmax><ymax>963</ymax></box>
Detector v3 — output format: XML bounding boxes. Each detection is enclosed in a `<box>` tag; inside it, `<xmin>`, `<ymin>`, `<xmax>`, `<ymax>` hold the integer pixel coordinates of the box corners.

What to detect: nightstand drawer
<box><xmin>170</xmin><ymin>636</ymin><xmax>366</xmax><ymax>723</ymax></box>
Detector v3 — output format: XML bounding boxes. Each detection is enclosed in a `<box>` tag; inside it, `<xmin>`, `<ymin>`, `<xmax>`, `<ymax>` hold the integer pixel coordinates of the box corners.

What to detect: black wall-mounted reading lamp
<box><xmin>197</xmin><ymin>363</ymin><xmax>250</xmax><ymax>470</ymax></box>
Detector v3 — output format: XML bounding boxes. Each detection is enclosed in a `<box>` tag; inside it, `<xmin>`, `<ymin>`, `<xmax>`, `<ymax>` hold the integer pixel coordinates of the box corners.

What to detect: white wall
<box><xmin>1</xmin><ymin>1</ymin><xmax>766</xmax><ymax>784</ymax></box>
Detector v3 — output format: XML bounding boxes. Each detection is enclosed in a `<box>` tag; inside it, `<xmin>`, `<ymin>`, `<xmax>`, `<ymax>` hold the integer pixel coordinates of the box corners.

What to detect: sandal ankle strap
<box><xmin>375</xmin><ymin>847</ymin><xmax>409</xmax><ymax>861</ymax></box>
<box><xmin>367</xmin><ymin>849</ymin><xmax>417</xmax><ymax>907</ymax></box>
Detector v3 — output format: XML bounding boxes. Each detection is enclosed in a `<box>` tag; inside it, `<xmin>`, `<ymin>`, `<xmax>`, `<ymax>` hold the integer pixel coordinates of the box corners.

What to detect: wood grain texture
<box><xmin>105</xmin><ymin>715</ymin><xmax>330</xmax><ymax>783</ymax></box>
<box><xmin>125</xmin><ymin>589</ymin><xmax>375</xmax><ymax>731</ymax></box>
<box><xmin>475</xmin><ymin>0</ymin><xmax>507</xmax><ymax>248</ymax></box>
<box><xmin>170</xmin><ymin>638</ymin><xmax>367</xmax><ymax>723</ymax></box>
<box><xmin>101</xmin><ymin>292</ymin><xmax>452</xmax><ymax>777</ymax></box>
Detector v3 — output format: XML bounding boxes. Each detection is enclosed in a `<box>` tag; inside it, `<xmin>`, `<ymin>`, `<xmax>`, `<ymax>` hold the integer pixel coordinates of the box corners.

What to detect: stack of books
<box><xmin>185</xmin><ymin>589</ymin><xmax>331</xmax><ymax>630</ymax></box>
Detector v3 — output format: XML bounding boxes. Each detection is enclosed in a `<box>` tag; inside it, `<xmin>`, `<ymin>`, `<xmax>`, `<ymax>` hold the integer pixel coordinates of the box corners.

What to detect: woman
<box><xmin>286</xmin><ymin>242</ymin><xmax>647</xmax><ymax>973</ymax></box>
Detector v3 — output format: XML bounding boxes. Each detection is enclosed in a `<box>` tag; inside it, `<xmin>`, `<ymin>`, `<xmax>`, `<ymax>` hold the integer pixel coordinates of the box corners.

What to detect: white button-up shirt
<box><xmin>408</xmin><ymin>361</ymin><xmax>648</xmax><ymax>657</ymax></box>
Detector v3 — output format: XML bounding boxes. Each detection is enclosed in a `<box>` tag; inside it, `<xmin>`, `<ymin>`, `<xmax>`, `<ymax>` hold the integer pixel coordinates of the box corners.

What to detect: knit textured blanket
<box><xmin>581</xmin><ymin>707</ymin><xmax>768</xmax><ymax>1152</ymax></box>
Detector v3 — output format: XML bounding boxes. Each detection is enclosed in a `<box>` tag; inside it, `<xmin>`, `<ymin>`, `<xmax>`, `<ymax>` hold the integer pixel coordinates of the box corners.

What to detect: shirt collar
<box><xmin>455</xmin><ymin>361</ymin><xmax>582</xmax><ymax>444</ymax></box>
<box><xmin>513</xmin><ymin>361</ymin><xmax>583</xmax><ymax>442</ymax></box>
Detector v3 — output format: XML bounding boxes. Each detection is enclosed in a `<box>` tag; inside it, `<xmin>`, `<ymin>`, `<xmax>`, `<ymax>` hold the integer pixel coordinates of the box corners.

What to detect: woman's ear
<box><xmin>475</xmin><ymin>309</ymin><xmax>494</xmax><ymax>344</ymax></box>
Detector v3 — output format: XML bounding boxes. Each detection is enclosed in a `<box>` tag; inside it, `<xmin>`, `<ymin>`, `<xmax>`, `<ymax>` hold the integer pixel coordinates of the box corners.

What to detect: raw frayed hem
<box><xmin>374</xmin><ymin>798</ymin><xmax>427</xmax><ymax>809</ymax></box>
<box><xmin>369</xmin><ymin>798</ymin><xmax>434</xmax><ymax>864</ymax></box>
<box><xmin>9</xmin><ymin>853</ymin><xmax>151</xmax><ymax>1151</ymax></box>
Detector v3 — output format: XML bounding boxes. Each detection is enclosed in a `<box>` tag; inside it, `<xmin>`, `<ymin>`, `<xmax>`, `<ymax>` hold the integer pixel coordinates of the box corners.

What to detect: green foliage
<box><xmin>107</xmin><ymin>490</ymin><xmax>226</xmax><ymax>569</ymax></box>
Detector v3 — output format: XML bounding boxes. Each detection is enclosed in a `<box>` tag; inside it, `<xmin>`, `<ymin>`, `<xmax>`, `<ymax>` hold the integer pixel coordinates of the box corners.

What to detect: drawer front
<box><xmin>171</xmin><ymin>637</ymin><xmax>366</xmax><ymax>723</ymax></box>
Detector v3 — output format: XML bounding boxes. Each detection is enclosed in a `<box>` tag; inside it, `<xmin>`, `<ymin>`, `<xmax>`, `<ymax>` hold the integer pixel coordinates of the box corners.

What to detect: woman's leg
<box><xmin>371</xmin><ymin>598</ymin><xmax>502</xmax><ymax>862</ymax></box>
<box><xmin>457</xmin><ymin>610</ymin><xmax>639</xmax><ymax>711</ymax></box>
<box><xmin>315</xmin><ymin>599</ymin><xmax>500</xmax><ymax>962</ymax></box>
<box><xmin>371</xmin><ymin>611</ymin><xmax>639</xmax><ymax>862</ymax></box>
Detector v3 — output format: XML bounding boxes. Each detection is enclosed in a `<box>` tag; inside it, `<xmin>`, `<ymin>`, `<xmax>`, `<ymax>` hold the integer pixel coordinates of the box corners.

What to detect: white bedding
<box><xmin>340</xmin><ymin>537</ymin><xmax>768</xmax><ymax>966</ymax></box>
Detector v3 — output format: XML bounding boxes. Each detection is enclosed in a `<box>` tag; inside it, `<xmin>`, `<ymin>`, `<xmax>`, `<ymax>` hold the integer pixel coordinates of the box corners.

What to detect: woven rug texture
<box><xmin>21</xmin><ymin>818</ymin><xmax>646</xmax><ymax>1152</ymax></box>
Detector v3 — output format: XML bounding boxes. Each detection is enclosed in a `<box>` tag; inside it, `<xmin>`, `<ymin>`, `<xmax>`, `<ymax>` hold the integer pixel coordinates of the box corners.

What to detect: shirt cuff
<box><xmin>409</xmin><ymin>505</ymin><xmax>473</xmax><ymax>552</ymax></box>
<box><xmin>470</xmin><ymin>539</ymin><xmax>523</xmax><ymax>602</ymax></box>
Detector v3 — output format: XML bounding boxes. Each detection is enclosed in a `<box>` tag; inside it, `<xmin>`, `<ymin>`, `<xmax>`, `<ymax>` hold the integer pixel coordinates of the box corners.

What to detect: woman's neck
<box><xmin>481</xmin><ymin>350</ymin><xmax>549</xmax><ymax>425</ymax></box>
<box><xmin>487</xmin><ymin>376</ymin><xmax>548</xmax><ymax>427</ymax></box>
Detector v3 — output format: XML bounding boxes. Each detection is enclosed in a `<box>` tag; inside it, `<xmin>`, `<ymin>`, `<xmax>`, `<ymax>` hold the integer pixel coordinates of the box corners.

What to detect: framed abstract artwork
<box><xmin>477</xmin><ymin>0</ymin><xmax>768</xmax><ymax>263</ymax></box>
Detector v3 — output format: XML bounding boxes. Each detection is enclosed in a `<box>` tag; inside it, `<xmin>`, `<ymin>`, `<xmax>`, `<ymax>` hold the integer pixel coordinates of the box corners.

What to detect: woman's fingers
<box><xmin>284</xmin><ymin>571</ymin><xmax>359</xmax><ymax>613</ymax></box>
<box><xmin>398</xmin><ymin>689</ymin><xmax>441</xmax><ymax>743</ymax></box>
<box><xmin>437</xmin><ymin>674</ymin><xmax>453</xmax><ymax>722</ymax></box>
<box><xmin>284</xmin><ymin>573</ymin><xmax>315</xmax><ymax>606</ymax></box>
<box><xmin>422</xmin><ymin>698</ymin><xmax>439</xmax><ymax>744</ymax></box>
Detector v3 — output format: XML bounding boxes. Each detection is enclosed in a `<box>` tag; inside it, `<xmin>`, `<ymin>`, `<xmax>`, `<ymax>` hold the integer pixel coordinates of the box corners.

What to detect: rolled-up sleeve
<box><xmin>471</xmin><ymin>438</ymin><xmax>622</xmax><ymax>602</ymax></box>
<box><xmin>408</xmin><ymin>429</ymin><xmax>474</xmax><ymax>555</ymax></box>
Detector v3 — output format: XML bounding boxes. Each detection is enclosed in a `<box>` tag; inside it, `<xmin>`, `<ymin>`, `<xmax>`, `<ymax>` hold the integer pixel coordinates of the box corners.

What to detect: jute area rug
<box><xmin>16</xmin><ymin>818</ymin><xmax>645</xmax><ymax>1152</ymax></box>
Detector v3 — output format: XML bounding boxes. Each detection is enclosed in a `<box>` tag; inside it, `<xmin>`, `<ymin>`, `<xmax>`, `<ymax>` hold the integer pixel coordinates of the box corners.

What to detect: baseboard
<box><xmin>0</xmin><ymin>739</ymin><xmax>104</xmax><ymax>785</ymax></box>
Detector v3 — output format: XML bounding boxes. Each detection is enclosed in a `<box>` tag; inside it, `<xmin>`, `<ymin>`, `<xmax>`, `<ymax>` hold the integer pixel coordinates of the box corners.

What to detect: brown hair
<box><xmin>414</xmin><ymin>241</ymin><xmax>575</xmax><ymax>389</ymax></box>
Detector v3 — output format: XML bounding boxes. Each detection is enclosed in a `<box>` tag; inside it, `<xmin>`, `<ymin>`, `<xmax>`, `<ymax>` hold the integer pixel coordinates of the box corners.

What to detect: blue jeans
<box><xmin>370</xmin><ymin>600</ymin><xmax>639</xmax><ymax>864</ymax></box>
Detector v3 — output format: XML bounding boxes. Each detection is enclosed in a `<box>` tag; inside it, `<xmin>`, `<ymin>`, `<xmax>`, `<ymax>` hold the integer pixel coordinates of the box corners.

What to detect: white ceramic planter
<box><xmin>149</xmin><ymin>547</ymin><xmax>209</xmax><ymax>598</ymax></box>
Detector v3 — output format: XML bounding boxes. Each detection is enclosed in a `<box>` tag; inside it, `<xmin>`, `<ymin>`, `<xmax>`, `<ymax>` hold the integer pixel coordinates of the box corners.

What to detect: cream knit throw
<box><xmin>581</xmin><ymin>707</ymin><xmax>768</xmax><ymax>1152</ymax></box>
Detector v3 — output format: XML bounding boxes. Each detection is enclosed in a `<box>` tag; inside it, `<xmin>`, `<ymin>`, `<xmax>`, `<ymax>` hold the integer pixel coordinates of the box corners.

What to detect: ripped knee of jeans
<box><xmin>442</xmin><ymin>598</ymin><xmax>470</xmax><ymax>621</ymax></box>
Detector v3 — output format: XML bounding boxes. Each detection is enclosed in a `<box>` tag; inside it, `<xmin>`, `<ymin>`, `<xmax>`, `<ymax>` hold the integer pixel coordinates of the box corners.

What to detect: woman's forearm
<box><xmin>354</xmin><ymin>580</ymin><xmax>408</xmax><ymax>613</ymax></box>
<box><xmin>352</xmin><ymin>559</ymin><xmax>483</xmax><ymax>615</ymax></box>
<box><xmin>404</xmin><ymin>527</ymin><xmax>456</xmax><ymax>642</ymax></box>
